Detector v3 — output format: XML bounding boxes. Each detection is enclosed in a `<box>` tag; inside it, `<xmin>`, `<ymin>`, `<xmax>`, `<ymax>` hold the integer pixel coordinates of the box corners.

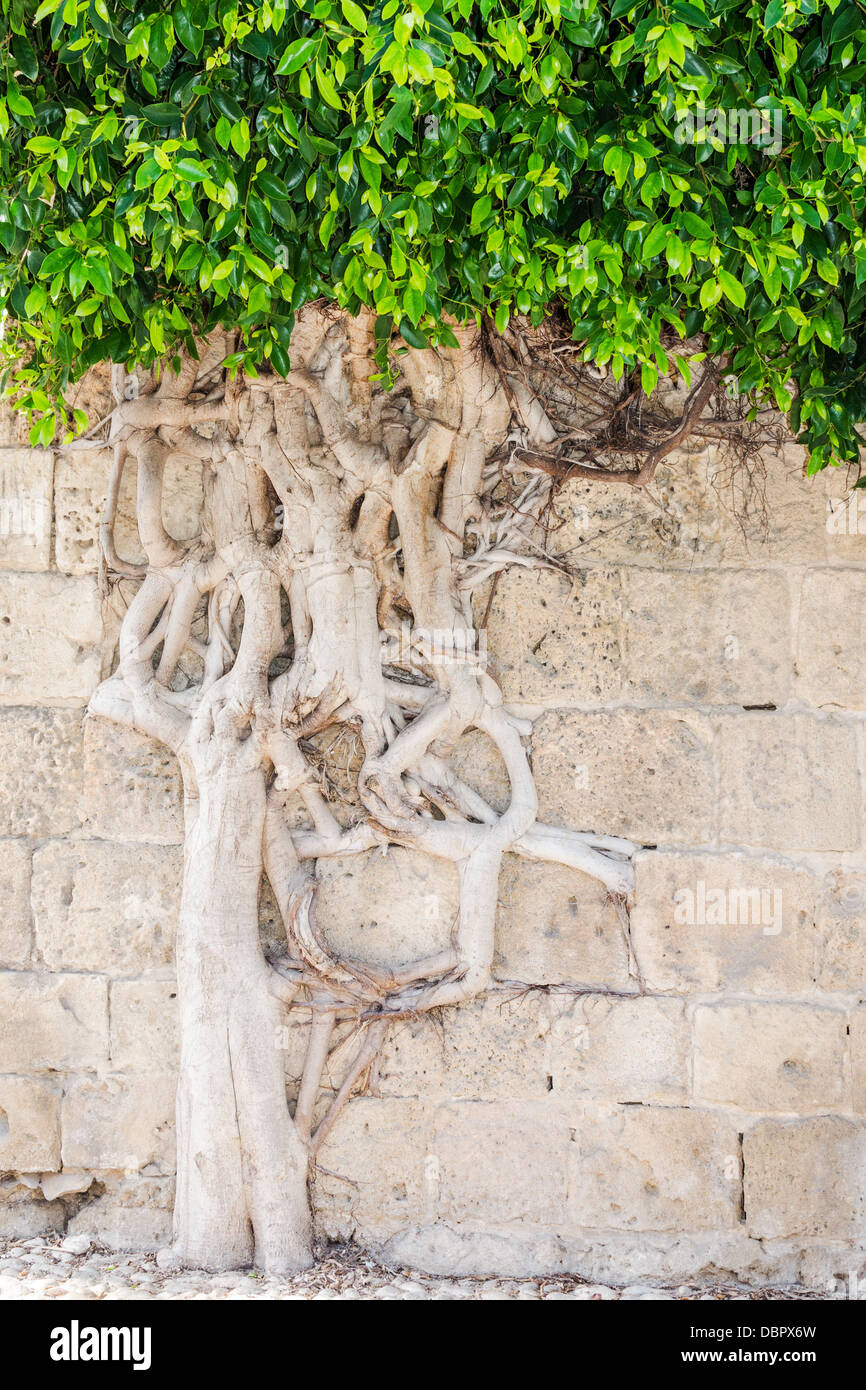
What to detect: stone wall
<box><xmin>1</xmin><ymin>411</ymin><xmax>865</xmax><ymax>1289</ymax></box>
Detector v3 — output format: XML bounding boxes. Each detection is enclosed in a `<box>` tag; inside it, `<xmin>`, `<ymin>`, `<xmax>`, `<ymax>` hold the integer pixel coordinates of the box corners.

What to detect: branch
<box><xmin>516</xmin><ymin>361</ymin><xmax>722</xmax><ymax>487</ymax></box>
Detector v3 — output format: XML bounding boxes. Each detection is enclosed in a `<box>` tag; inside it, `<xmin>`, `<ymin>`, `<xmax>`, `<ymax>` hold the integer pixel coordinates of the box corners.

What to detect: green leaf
<box><xmin>143</xmin><ymin>103</ymin><xmax>183</xmax><ymax>127</ymax></box>
<box><xmin>341</xmin><ymin>0</ymin><xmax>367</xmax><ymax>31</ymax></box>
<box><xmin>643</xmin><ymin>222</ymin><xmax>668</xmax><ymax>258</ymax></box>
<box><xmin>275</xmin><ymin>37</ymin><xmax>319</xmax><ymax>76</ymax></box>
<box><xmin>85</xmin><ymin>259</ymin><xmax>113</xmax><ymax>296</ymax></box>
<box><xmin>718</xmin><ymin>269</ymin><xmax>746</xmax><ymax>309</ymax></box>
<box><xmin>175</xmin><ymin>158</ymin><xmax>209</xmax><ymax>183</ymax></box>
<box><xmin>174</xmin><ymin>3</ymin><xmax>204</xmax><ymax>56</ymax></box>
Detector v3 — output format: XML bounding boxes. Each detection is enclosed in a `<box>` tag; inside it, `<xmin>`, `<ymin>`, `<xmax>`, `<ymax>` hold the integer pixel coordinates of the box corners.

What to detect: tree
<box><xmin>0</xmin><ymin>0</ymin><xmax>863</xmax><ymax>1272</ymax></box>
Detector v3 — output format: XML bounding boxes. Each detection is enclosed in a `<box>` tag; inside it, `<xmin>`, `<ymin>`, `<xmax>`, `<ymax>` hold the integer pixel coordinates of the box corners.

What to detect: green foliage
<box><xmin>0</xmin><ymin>0</ymin><xmax>865</xmax><ymax>466</ymax></box>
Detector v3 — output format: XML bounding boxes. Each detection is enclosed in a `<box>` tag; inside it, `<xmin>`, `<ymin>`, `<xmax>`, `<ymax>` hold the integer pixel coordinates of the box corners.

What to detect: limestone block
<box><xmin>0</xmin><ymin>396</ymin><xmax>31</xmax><ymax>447</ymax></box>
<box><xmin>623</xmin><ymin>569</ymin><xmax>791</xmax><ymax>705</ymax></box>
<box><xmin>795</xmin><ymin>570</ymin><xmax>866</xmax><ymax>710</ymax></box>
<box><xmin>66</xmin><ymin>1179</ymin><xmax>174</xmax><ymax>1250</ymax></box>
<box><xmin>569</xmin><ymin>1105</ymin><xmax>741</xmax><ymax>1231</ymax></box>
<box><xmin>744</xmin><ymin>1117</ymin><xmax>866</xmax><ymax>1239</ymax></box>
<box><xmin>850</xmin><ymin>1007</ymin><xmax>866</xmax><ymax>1115</ymax></box>
<box><xmin>0</xmin><ymin>449</ymin><xmax>53</xmax><ymax>570</ymax></box>
<box><xmin>449</xmin><ymin>728</ymin><xmax>510</xmax><ymax>812</ymax></box>
<box><xmin>0</xmin><ymin>840</ymin><xmax>32</xmax><ymax>967</ymax></box>
<box><xmin>533</xmin><ymin>709</ymin><xmax>715</xmax><ymax>844</ymax></box>
<box><xmin>0</xmin><ymin>972</ymin><xmax>107</xmax><ymax>1070</ymax></box>
<box><xmin>716</xmin><ymin>713</ymin><xmax>861</xmax><ymax>852</ymax></box>
<box><xmin>314</xmin><ymin>1098</ymin><xmax>432</xmax><ymax>1241</ymax></box>
<box><xmin>822</xmin><ymin>469</ymin><xmax>866</xmax><ymax>562</ymax></box>
<box><xmin>630</xmin><ymin>851</ymin><xmax>816</xmax><ymax>994</ymax></box>
<box><xmin>109</xmin><ymin>980</ymin><xmax>179</xmax><ymax>1072</ymax></box>
<box><xmin>433</xmin><ymin>1100</ymin><xmax>571</xmax><ymax>1227</ymax></box>
<box><xmin>693</xmin><ymin>1003</ymin><xmax>847</xmax><ymax>1111</ymax></box>
<box><xmin>378</xmin><ymin>995</ymin><xmax>553</xmax><ymax>1101</ymax></box>
<box><xmin>54</xmin><ymin>446</ymin><xmax>203</xmax><ymax>574</ymax></box>
<box><xmin>0</xmin><ymin>1077</ymin><xmax>61</xmax><ymax>1170</ymax></box>
<box><xmin>315</xmin><ymin>847</ymin><xmax>457</xmax><ymax>970</ymax></box>
<box><xmin>715</xmin><ymin>442</ymin><xmax>829</xmax><ymax>567</ymax></box>
<box><xmin>549</xmin><ymin>995</ymin><xmax>688</xmax><ymax>1103</ymax></box>
<box><xmin>0</xmin><ymin>1193</ymin><xmax>65</xmax><ymax>1236</ymax></box>
<box><xmin>543</xmin><ymin>451</ymin><xmax>727</xmax><ymax>568</ymax></box>
<box><xmin>815</xmin><ymin>870</ymin><xmax>866</xmax><ymax>992</ymax></box>
<box><xmin>32</xmin><ymin>841</ymin><xmax>181</xmax><ymax>974</ymax></box>
<box><xmin>61</xmin><ymin>1075</ymin><xmax>176</xmax><ymax>1171</ymax></box>
<box><xmin>0</xmin><ymin>707</ymin><xmax>84</xmax><ymax>837</ymax></box>
<box><xmin>495</xmin><ymin>857</ymin><xmax>630</xmax><ymax>987</ymax></box>
<box><xmin>0</xmin><ymin>573</ymin><xmax>102</xmax><ymax>706</ymax></box>
<box><xmin>480</xmin><ymin>566</ymin><xmax>624</xmax><ymax>706</ymax></box>
<box><xmin>79</xmin><ymin>716</ymin><xmax>183</xmax><ymax>844</ymax></box>
<box><xmin>53</xmin><ymin>449</ymin><xmax>104</xmax><ymax>575</ymax></box>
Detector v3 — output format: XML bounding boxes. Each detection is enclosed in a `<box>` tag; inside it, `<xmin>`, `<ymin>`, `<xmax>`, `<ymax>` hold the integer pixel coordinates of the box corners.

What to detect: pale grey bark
<box><xmin>87</xmin><ymin>308</ymin><xmax>635</xmax><ymax>1272</ymax></box>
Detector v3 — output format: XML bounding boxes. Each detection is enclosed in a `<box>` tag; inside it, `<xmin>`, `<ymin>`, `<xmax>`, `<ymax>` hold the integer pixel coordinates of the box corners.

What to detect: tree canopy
<box><xmin>1</xmin><ymin>0</ymin><xmax>865</xmax><ymax>471</ymax></box>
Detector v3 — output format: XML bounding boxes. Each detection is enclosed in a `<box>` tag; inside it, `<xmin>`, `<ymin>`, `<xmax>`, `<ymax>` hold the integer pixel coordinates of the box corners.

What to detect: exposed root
<box><xmin>85</xmin><ymin>307</ymin><xmax>652</xmax><ymax>1270</ymax></box>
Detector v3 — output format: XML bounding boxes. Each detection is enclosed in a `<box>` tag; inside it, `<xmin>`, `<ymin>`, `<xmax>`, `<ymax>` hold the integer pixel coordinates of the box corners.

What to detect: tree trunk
<box><xmin>89</xmin><ymin>311</ymin><xmax>637</xmax><ymax>1273</ymax></box>
<box><xmin>172</xmin><ymin>752</ymin><xmax>312</xmax><ymax>1273</ymax></box>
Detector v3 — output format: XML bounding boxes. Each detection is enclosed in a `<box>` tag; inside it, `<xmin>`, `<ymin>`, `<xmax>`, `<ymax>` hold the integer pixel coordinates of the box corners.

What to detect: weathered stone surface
<box><xmin>544</xmin><ymin>450</ymin><xmax>727</xmax><ymax>569</ymax></box>
<box><xmin>630</xmin><ymin>851</ymin><xmax>816</xmax><ymax>995</ymax></box>
<box><xmin>315</xmin><ymin>847</ymin><xmax>457</xmax><ymax>970</ymax></box>
<box><xmin>54</xmin><ymin>446</ymin><xmax>204</xmax><ymax>574</ymax></box>
<box><xmin>109</xmin><ymin>980</ymin><xmax>179</xmax><ymax>1073</ymax></box>
<box><xmin>434</xmin><ymin>1100</ymin><xmax>570</xmax><ymax>1227</ymax></box>
<box><xmin>0</xmin><ymin>840</ymin><xmax>32</xmax><ymax>967</ymax></box>
<box><xmin>480</xmin><ymin>566</ymin><xmax>623</xmax><ymax>706</ymax></box>
<box><xmin>0</xmin><ymin>573</ymin><xmax>102</xmax><ymax>706</ymax></box>
<box><xmin>569</xmin><ymin>1105</ymin><xmax>740</xmax><ymax>1231</ymax></box>
<box><xmin>0</xmin><ymin>396</ymin><xmax>31</xmax><ymax>448</ymax></box>
<box><xmin>315</xmin><ymin>1098</ymin><xmax>431</xmax><ymax>1241</ymax></box>
<box><xmin>533</xmin><ymin>709</ymin><xmax>715</xmax><ymax>844</ymax></box>
<box><xmin>0</xmin><ymin>450</ymin><xmax>53</xmax><ymax>571</ymax></box>
<box><xmin>0</xmin><ymin>1077</ymin><xmax>61</xmax><ymax>1170</ymax></box>
<box><xmin>2</xmin><ymin>407</ymin><xmax>865</xmax><ymax>1282</ymax></box>
<box><xmin>79</xmin><ymin>717</ymin><xmax>183</xmax><ymax>844</ymax></box>
<box><xmin>714</xmin><ymin>443</ymin><xmax>830</xmax><ymax>567</ymax></box>
<box><xmin>823</xmin><ymin>469</ymin><xmax>866</xmax><ymax>561</ymax></box>
<box><xmin>623</xmin><ymin>569</ymin><xmax>791</xmax><ymax>705</ymax></box>
<box><xmin>693</xmin><ymin>1003</ymin><xmax>847</xmax><ymax>1111</ymax></box>
<box><xmin>52</xmin><ymin>449</ymin><xmax>109</xmax><ymax>576</ymax></box>
<box><xmin>744</xmin><ymin>1117</ymin><xmax>866</xmax><ymax>1239</ymax></box>
<box><xmin>61</xmin><ymin>1075</ymin><xmax>176</xmax><ymax>1171</ymax></box>
<box><xmin>815</xmin><ymin>870</ymin><xmax>866</xmax><ymax>991</ymax></box>
<box><xmin>495</xmin><ymin>857</ymin><xmax>630</xmax><ymax>987</ymax></box>
<box><xmin>716</xmin><ymin>713</ymin><xmax>861</xmax><ymax>852</ymax></box>
<box><xmin>379</xmin><ymin>995</ymin><xmax>553</xmax><ymax>1101</ymax></box>
<box><xmin>851</xmin><ymin>1007</ymin><xmax>866</xmax><ymax>1115</ymax></box>
<box><xmin>0</xmin><ymin>1194</ymin><xmax>65</xmax><ymax>1236</ymax></box>
<box><xmin>449</xmin><ymin>728</ymin><xmax>510</xmax><ymax>812</ymax></box>
<box><xmin>66</xmin><ymin>1179</ymin><xmax>174</xmax><ymax>1250</ymax></box>
<box><xmin>0</xmin><ymin>708</ymin><xmax>83</xmax><ymax>837</ymax></box>
<box><xmin>550</xmin><ymin>995</ymin><xmax>688</xmax><ymax>1103</ymax></box>
<box><xmin>0</xmin><ymin>972</ymin><xmax>107</xmax><ymax>1070</ymax></box>
<box><xmin>32</xmin><ymin>841</ymin><xmax>181</xmax><ymax>974</ymax></box>
<box><xmin>795</xmin><ymin>570</ymin><xmax>866</xmax><ymax>710</ymax></box>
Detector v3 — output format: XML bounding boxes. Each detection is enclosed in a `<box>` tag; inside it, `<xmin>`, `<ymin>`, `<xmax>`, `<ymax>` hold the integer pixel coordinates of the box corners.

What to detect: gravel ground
<box><xmin>0</xmin><ymin>1237</ymin><xmax>830</xmax><ymax>1301</ymax></box>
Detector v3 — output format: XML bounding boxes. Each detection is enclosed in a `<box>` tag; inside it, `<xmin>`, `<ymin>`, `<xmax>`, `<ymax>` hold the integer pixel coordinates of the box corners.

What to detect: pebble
<box><xmin>156</xmin><ymin>1248</ymin><xmax>182</xmax><ymax>1272</ymax></box>
<box><xmin>60</xmin><ymin>1234</ymin><xmax>91</xmax><ymax>1255</ymax></box>
<box><xmin>0</xmin><ymin>1237</ymin><xmax>826</xmax><ymax>1302</ymax></box>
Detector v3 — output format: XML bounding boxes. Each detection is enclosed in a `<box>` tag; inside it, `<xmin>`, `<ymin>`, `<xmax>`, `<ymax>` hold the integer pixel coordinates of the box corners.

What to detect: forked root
<box><xmin>88</xmin><ymin>306</ymin><xmax>639</xmax><ymax>1269</ymax></box>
